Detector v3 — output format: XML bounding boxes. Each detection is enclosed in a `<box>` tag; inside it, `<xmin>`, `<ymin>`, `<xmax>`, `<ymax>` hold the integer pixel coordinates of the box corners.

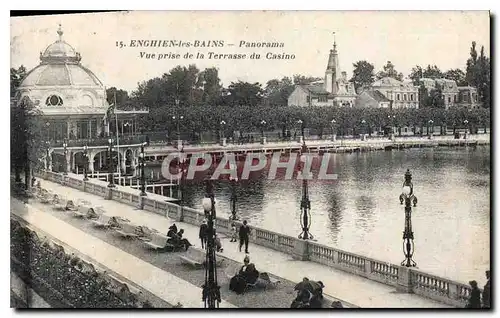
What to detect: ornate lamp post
<box><xmin>220</xmin><ymin>120</ymin><xmax>226</xmax><ymax>145</ymax></box>
<box><xmin>428</xmin><ymin>119</ymin><xmax>434</xmax><ymax>137</ymax></box>
<box><xmin>139</xmin><ymin>142</ymin><xmax>147</xmax><ymax>196</ymax></box>
<box><xmin>296</xmin><ymin>119</ymin><xmax>304</xmax><ymax>143</ymax></box>
<box><xmin>399</xmin><ymin>169</ymin><xmax>417</xmax><ymax>267</ymax></box>
<box><xmin>107</xmin><ymin>138</ymin><xmax>115</xmax><ymax>188</ymax></box>
<box><xmin>330</xmin><ymin>119</ymin><xmax>336</xmax><ymax>141</ymax></box>
<box><xmin>298</xmin><ymin>140</ymin><xmax>313</xmax><ymax>240</ymax></box>
<box><xmin>62</xmin><ymin>139</ymin><xmax>68</xmax><ymax>175</ymax></box>
<box><xmin>201</xmin><ymin>179</ymin><xmax>221</xmax><ymax>308</ymax></box>
<box><xmin>83</xmin><ymin>145</ymin><xmax>89</xmax><ymax>181</ymax></box>
<box><xmin>229</xmin><ymin>175</ymin><xmax>238</xmax><ymax>221</ymax></box>
<box><xmin>260</xmin><ymin>120</ymin><xmax>267</xmax><ymax>144</ymax></box>
<box><xmin>172</xmin><ymin>114</ymin><xmax>184</xmax><ymax>149</ymax></box>
<box><xmin>45</xmin><ymin>141</ymin><xmax>51</xmax><ymax>171</ymax></box>
<box><xmin>464</xmin><ymin>119</ymin><xmax>469</xmax><ymax>137</ymax></box>
<box><xmin>388</xmin><ymin>115</ymin><xmax>396</xmax><ymax>138</ymax></box>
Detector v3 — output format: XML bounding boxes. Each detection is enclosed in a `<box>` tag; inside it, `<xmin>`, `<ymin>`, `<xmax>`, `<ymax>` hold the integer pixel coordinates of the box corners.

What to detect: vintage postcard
<box><xmin>10</xmin><ymin>10</ymin><xmax>490</xmax><ymax>309</ymax></box>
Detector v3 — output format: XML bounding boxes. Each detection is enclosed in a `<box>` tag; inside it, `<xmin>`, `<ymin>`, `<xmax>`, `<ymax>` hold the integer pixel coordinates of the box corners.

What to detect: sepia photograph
<box><xmin>9</xmin><ymin>10</ymin><xmax>491</xmax><ymax>309</ymax></box>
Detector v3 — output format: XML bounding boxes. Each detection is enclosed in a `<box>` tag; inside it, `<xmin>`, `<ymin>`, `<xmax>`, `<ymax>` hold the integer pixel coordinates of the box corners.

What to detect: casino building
<box><xmin>14</xmin><ymin>25</ymin><xmax>148</xmax><ymax>177</ymax></box>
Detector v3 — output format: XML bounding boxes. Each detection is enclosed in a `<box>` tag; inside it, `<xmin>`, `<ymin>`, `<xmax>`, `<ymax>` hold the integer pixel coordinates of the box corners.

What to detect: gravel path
<box><xmin>28</xmin><ymin>200</ymin><xmax>301</xmax><ymax>308</ymax></box>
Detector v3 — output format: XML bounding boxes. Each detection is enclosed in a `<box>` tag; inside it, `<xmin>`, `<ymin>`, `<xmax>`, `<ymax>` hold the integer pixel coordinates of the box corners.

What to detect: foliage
<box><xmin>350</xmin><ymin>60</ymin><xmax>375</xmax><ymax>92</ymax></box>
<box><xmin>465</xmin><ymin>41</ymin><xmax>491</xmax><ymax>107</ymax></box>
<box><xmin>10</xmin><ymin>65</ymin><xmax>27</xmax><ymax>98</ymax></box>
<box><xmin>223</xmin><ymin>81</ymin><xmax>264</xmax><ymax>106</ymax></box>
<box><xmin>443</xmin><ymin>68</ymin><xmax>466</xmax><ymax>86</ymax></box>
<box><xmin>11</xmin><ymin>96</ymin><xmax>48</xmax><ymax>180</ymax></box>
<box><xmin>376</xmin><ymin>61</ymin><xmax>403</xmax><ymax>81</ymax></box>
<box><xmin>106</xmin><ymin>87</ymin><xmax>131</xmax><ymax>109</ymax></box>
<box><xmin>264</xmin><ymin>77</ymin><xmax>294</xmax><ymax>106</ymax></box>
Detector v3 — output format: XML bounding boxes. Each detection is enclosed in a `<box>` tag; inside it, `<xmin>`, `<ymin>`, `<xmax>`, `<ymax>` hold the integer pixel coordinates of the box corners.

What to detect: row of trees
<box><xmin>139</xmin><ymin>105</ymin><xmax>490</xmax><ymax>139</ymax></box>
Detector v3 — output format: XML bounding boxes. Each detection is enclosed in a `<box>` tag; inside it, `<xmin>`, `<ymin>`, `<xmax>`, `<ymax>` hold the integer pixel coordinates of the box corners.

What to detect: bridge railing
<box><xmin>37</xmin><ymin>170</ymin><xmax>475</xmax><ymax>308</ymax></box>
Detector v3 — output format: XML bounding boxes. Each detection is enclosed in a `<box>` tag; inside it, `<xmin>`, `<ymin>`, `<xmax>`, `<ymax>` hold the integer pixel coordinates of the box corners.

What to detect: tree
<box><xmin>224</xmin><ymin>81</ymin><xmax>264</xmax><ymax>106</ymax></box>
<box><xmin>426</xmin><ymin>87</ymin><xmax>445</xmax><ymax>108</ymax></box>
<box><xmin>376</xmin><ymin>61</ymin><xmax>403</xmax><ymax>81</ymax></box>
<box><xmin>10</xmin><ymin>65</ymin><xmax>27</xmax><ymax>98</ymax></box>
<box><xmin>11</xmin><ymin>96</ymin><xmax>48</xmax><ymax>187</ymax></box>
<box><xmin>263</xmin><ymin>76</ymin><xmax>294</xmax><ymax>106</ymax></box>
<box><xmin>422</xmin><ymin>65</ymin><xmax>443</xmax><ymax>79</ymax></box>
<box><xmin>350</xmin><ymin>60</ymin><xmax>375</xmax><ymax>92</ymax></box>
<box><xmin>198</xmin><ymin>67</ymin><xmax>222</xmax><ymax>105</ymax></box>
<box><xmin>444</xmin><ymin>68</ymin><xmax>466</xmax><ymax>86</ymax></box>
<box><xmin>106</xmin><ymin>87</ymin><xmax>130</xmax><ymax>108</ymax></box>
<box><xmin>465</xmin><ymin>41</ymin><xmax>491</xmax><ymax>107</ymax></box>
<box><xmin>408</xmin><ymin>66</ymin><xmax>424</xmax><ymax>86</ymax></box>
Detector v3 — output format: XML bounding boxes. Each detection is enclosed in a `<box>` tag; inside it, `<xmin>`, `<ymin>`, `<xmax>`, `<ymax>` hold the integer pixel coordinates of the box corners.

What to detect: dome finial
<box><xmin>332</xmin><ymin>31</ymin><xmax>337</xmax><ymax>51</ymax></box>
<box><xmin>57</xmin><ymin>24</ymin><xmax>63</xmax><ymax>41</ymax></box>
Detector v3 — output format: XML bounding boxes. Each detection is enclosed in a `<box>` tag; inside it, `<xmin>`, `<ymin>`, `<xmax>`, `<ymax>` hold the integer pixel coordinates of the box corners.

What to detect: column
<box><xmin>120</xmin><ymin>150</ymin><xmax>126</xmax><ymax>173</ymax></box>
<box><xmin>96</xmin><ymin>118</ymin><xmax>102</xmax><ymax>138</ymax></box>
<box><xmin>88</xmin><ymin>151</ymin><xmax>95</xmax><ymax>173</ymax></box>
<box><xmin>48</xmin><ymin>150</ymin><xmax>53</xmax><ymax>171</ymax></box>
<box><xmin>66</xmin><ymin>119</ymin><xmax>71</xmax><ymax>139</ymax></box>
<box><xmin>66</xmin><ymin>151</ymin><xmax>71</xmax><ymax>174</ymax></box>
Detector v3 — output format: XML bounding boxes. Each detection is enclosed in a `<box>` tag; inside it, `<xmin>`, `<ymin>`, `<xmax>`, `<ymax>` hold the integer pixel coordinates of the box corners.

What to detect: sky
<box><xmin>10</xmin><ymin>11</ymin><xmax>490</xmax><ymax>93</ymax></box>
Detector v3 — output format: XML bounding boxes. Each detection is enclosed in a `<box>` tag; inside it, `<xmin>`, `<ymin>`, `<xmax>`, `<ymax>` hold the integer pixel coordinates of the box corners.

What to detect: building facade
<box><xmin>371</xmin><ymin>76</ymin><xmax>419</xmax><ymax>109</ymax></box>
<box><xmin>419</xmin><ymin>78</ymin><xmax>480</xmax><ymax>109</ymax></box>
<box><xmin>287</xmin><ymin>40</ymin><xmax>357</xmax><ymax>107</ymax></box>
<box><xmin>15</xmin><ymin>25</ymin><xmax>148</xmax><ymax>176</ymax></box>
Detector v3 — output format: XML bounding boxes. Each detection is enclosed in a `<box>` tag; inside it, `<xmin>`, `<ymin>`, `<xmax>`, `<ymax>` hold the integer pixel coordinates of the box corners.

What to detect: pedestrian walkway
<box><xmin>11</xmin><ymin>272</ymin><xmax>51</xmax><ymax>308</ymax></box>
<box><xmin>37</xmin><ymin>179</ymin><xmax>450</xmax><ymax>308</ymax></box>
<box><xmin>10</xmin><ymin>198</ymin><xmax>235</xmax><ymax>308</ymax></box>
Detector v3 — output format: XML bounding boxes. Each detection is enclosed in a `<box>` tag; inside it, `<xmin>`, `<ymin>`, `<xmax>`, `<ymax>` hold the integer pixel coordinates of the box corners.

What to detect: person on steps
<box><xmin>199</xmin><ymin>219</ymin><xmax>208</xmax><ymax>249</ymax></box>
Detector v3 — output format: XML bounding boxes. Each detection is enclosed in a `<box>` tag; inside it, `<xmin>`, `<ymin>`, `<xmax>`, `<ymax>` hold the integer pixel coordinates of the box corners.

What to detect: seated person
<box><xmin>167</xmin><ymin>228</ymin><xmax>192</xmax><ymax>251</ymax></box>
<box><xmin>167</xmin><ymin>224</ymin><xmax>178</xmax><ymax>238</ymax></box>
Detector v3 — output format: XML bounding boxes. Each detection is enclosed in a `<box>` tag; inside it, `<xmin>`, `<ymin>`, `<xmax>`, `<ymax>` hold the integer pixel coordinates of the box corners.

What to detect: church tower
<box><xmin>324</xmin><ymin>35</ymin><xmax>341</xmax><ymax>94</ymax></box>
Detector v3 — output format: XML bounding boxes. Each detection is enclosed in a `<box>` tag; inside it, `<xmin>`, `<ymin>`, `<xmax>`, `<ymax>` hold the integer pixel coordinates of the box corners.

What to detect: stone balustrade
<box><xmin>37</xmin><ymin>170</ymin><xmax>477</xmax><ymax>308</ymax></box>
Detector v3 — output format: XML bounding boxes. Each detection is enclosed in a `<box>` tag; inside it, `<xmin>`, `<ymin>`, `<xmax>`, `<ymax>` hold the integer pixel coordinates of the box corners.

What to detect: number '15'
<box><xmin>116</xmin><ymin>41</ymin><xmax>124</xmax><ymax>48</ymax></box>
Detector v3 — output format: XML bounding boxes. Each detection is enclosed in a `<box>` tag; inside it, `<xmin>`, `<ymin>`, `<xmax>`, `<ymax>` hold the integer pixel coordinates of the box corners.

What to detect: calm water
<box><xmin>151</xmin><ymin>146</ymin><xmax>491</xmax><ymax>284</ymax></box>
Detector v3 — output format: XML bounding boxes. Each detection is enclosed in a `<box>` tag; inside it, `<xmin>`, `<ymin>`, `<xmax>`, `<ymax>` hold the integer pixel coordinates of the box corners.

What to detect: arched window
<box><xmin>45</xmin><ymin>95</ymin><xmax>63</xmax><ymax>106</ymax></box>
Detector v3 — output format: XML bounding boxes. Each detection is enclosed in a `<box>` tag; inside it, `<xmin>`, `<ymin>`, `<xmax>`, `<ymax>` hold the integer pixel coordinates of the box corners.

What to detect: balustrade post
<box><xmin>292</xmin><ymin>238</ymin><xmax>310</xmax><ymax>261</ymax></box>
<box><xmin>105</xmin><ymin>187</ymin><xmax>113</xmax><ymax>200</ymax></box>
<box><xmin>138</xmin><ymin>195</ymin><xmax>144</xmax><ymax>210</ymax></box>
<box><xmin>448</xmin><ymin>282</ymin><xmax>459</xmax><ymax>301</ymax></box>
<box><xmin>175</xmin><ymin>205</ymin><xmax>183</xmax><ymax>222</ymax></box>
<box><xmin>396</xmin><ymin>266</ymin><xmax>413</xmax><ymax>293</ymax></box>
<box><xmin>332</xmin><ymin>250</ymin><xmax>339</xmax><ymax>264</ymax></box>
<box><xmin>364</xmin><ymin>260</ymin><xmax>372</xmax><ymax>274</ymax></box>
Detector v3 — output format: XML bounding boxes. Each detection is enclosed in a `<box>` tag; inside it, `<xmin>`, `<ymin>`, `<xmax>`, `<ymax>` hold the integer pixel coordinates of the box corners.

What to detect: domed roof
<box><xmin>19</xmin><ymin>24</ymin><xmax>103</xmax><ymax>88</ymax></box>
<box><xmin>20</xmin><ymin>63</ymin><xmax>103</xmax><ymax>87</ymax></box>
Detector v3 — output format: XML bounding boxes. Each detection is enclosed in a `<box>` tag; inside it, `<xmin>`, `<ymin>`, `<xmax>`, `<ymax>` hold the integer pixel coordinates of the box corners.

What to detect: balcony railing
<box><xmin>50</xmin><ymin>135</ymin><xmax>148</xmax><ymax>148</ymax></box>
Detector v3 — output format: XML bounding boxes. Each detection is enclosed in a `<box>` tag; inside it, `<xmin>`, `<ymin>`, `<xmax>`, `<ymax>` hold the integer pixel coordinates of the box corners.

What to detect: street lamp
<box><xmin>45</xmin><ymin>141</ymin><xmax>51</xmax><ymax>171</ymax></box>
<box><xmin>400</xmin><ymin>169</ymin><xmax>417</xmax><ymax>267</ymax></box>
<box><xmin>139</xmin><ymin>142</ymin><xmax>147</xmax><ymax>196</ymax></box>
<box><xmin>464</xmin><ymin>119</ymin><xmax>469</xmax><ymax>135</ymax></box>
<box><xmin>201</xmin><ymin>179</ymin><xmax>221</xmax><ymax>308</ymax></box>
<box><xmin>260</xmin><ymin>120</ymin><xmax>267</xmax><ymax>141</ymax></box>
<box><xmin>172</xmin><ymin>115</ymin><xmax>184</xmax><ymax>149</ymax></box>
<box><xmin>220</xmin><ymin>120</ymin><xmax>226</xmax><ymax>144</ymax></box>
<box><xmin>83</xmin><ymin>145</ymin><xmax>89</xmax><ymax>181</ymax></box>
<box><xmin>330</xmin><ymin>119</ymin><xmax>336</xmax><ymax>142</ymax></box>
<box><xmin>298</xmin><ymin>140</ymin><xmax>313</xmax><ymax>240</ymax></box>
<box><xmin>388</xmin><ymin>115</ymin><xmax>396</xmax><ymax>138</ymax></box>
<box><xmin>107</xmin><ymin>138</ymin><xmax>115</xmax><ymax>188</ymax></box>
<box><xmin>229</xmin><ymin>175</ymin><xmax>238</xmax><ymax>221</ymax></box>
<box><xmin>428</xmin><ymin>120</ymin><xmax>434</xmax><ymax>137</ymax></box>
<box><xmin>62</xmin><ymin>139</ymin><xmax>68</xmax><ymax>175</ymax></box>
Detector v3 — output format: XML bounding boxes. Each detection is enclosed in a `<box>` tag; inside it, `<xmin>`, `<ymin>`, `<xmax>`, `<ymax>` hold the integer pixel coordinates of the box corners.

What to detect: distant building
<box><xmin>355</xmin><ymin>90</ymin><xmax>392</xmax><ymax>108</ymax></box>
<box><xmin>419</xmin><ymin>78</ymin><xmax>480</xmax><ymax>109</ymax></box>
<box><xmin>371</xmin><ymin>77</ymin><xmax>419</xmax><ymax>109</ymax></box>
<box><xmin>287</xmin><ymin>40</ymin><xmax>356</xmax><ymax>107</ymax></box>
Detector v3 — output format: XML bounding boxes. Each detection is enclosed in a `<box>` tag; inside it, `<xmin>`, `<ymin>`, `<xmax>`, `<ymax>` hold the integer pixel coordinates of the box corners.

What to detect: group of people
<box><xmin>166</xmin><ymin>224</ymin><xmax>192</xmax><ymax>251</ymax></box>
<box><xmin>198</xmin><ymin>219</ymin><xmax>252</xmax><ymax>254</ymax></box>
<box><xmin>290</xmin><ymin>277</ymin><xmax>325</xmax><ymax>308</ymax></box>
<box><xmin>466</xmin><ymin>270</ymin><xmax>490</xmax><ymax>309</ymax></box>
<box><xmin>229</xmin><ymin>256</ymin><xmax>274</xmax><ymax>294</ymax></box>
